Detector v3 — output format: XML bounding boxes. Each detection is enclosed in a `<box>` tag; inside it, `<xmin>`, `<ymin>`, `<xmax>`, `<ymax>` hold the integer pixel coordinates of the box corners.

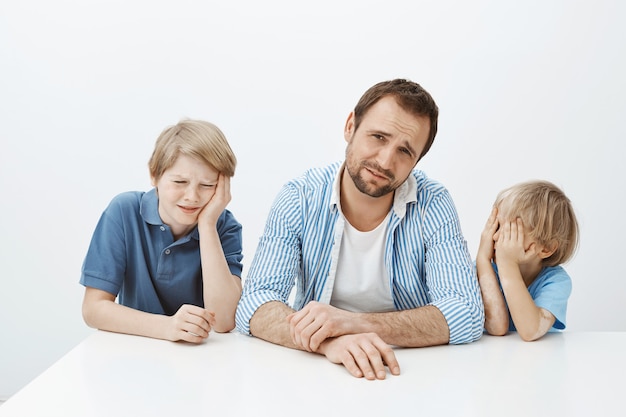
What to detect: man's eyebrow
<box><xmin>367</xmin><ymin>128</ymin><xmax>418</xmax><ymax>156</ymax></box>
<box><xmin>368</xmin><ymin>128</ymin><xmax>392</xmax><ymax>138</ymax></box>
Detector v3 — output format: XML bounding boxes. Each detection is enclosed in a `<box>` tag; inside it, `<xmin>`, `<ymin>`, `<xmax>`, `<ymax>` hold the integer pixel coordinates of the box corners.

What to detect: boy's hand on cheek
<box><xmin>199</xmin><ymin>174</ymin><xmax>231</xmax><ymax>226</ymax></box>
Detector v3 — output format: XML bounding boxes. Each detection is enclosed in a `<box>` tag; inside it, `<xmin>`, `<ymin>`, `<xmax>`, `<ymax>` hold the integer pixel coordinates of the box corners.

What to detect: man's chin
<box><xmin>360</xmin><ymin>185</ymin><xmax>394</xmax><ymax>198</ymax></box>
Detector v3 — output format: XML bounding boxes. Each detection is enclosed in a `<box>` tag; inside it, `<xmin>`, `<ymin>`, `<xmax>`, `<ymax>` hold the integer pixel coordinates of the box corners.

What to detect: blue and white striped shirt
<box><xmin>236</xmin><ymin>162</ymin><xmax>484</xmax><ymax>344</ymax></box>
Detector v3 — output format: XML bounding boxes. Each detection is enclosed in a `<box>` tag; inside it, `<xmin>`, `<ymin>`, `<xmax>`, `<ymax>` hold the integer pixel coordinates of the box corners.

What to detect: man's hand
<box><xmin>318</xmin><ymin>333</ymin><xmax>400</xmax><ymax>380</ymax></box>
<box><xmin>168</xmin><ymin>304</ymin><xmax>216</xmax><ymax>343</ymax></box>
<box><xmin>287</xmin><ymin>301</ymin><xmax>361</xmax><ymax>352</ymax></box>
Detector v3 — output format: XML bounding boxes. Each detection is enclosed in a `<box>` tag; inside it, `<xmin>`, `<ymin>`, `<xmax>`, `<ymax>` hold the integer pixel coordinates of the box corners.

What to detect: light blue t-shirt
<box><xmin>80</xmin><ymin>189</ymin><xmax>243</xmax><ymax>316</ymax></box>
<box><xmin>493</xmin><ymin>264</ymin><xmax>572</xmax><ymax>331</ymax></box>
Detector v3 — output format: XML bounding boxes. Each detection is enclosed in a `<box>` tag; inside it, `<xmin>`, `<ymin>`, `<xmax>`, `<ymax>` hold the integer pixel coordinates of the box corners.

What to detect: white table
<box><xmin>1</xmin><ymin>331</ymin><xmax>624</xmax><ymax>416</ymax></box>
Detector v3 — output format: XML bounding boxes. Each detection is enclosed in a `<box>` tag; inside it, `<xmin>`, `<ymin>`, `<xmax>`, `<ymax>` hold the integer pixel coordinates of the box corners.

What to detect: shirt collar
<box><xmin>330</xmin><ymin>162</ymin><xmax>417</xmax><ymax>219</ymax></box>
<box><xmin>140</xmin><ymin>188</ymin><xmax>200</xmax><ymax>240</ymax></box>
<box><xmin>140</xmin><ymin>188</ymin><xmax>162</xmax><ymax>225</ymax></box>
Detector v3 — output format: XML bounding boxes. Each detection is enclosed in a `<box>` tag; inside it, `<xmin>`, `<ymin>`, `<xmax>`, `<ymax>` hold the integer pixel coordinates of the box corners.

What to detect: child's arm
<box><xmin>476</xmin><ymin>207</ymin><xmax>509</xmax><ymax>335</ymax></box>
<box><xmin>197</xmin><ymin>174</ymin><xmax>242</xmax><ymax>333</ymax></box>
<box><xmin>495</xmin><ymin>219</ymin><xmax>556</xmax><ymax>341</ymax></box>
<box><xmin>82</xmin><ymin>287</ymin><xmax>215</xmax><ymax>343</ymax></box>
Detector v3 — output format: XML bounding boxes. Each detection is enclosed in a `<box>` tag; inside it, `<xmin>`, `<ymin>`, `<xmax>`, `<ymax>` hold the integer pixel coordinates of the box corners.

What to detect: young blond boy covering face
<box><xmin>476</xmin><ymin>180</ymin><xmax>579</xmax><ymax>341</ymax></box>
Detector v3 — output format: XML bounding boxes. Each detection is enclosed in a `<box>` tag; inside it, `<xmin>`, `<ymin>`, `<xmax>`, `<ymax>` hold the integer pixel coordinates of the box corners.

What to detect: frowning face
<box><xmin>152</xmin><ymin>154</ymin><xmax>218</xmax><ymax>240</ymax></box>
<box><xmin>344</xmin><ymin>96</ymin><xmax>430</xmax><ymax>198</ymax></box>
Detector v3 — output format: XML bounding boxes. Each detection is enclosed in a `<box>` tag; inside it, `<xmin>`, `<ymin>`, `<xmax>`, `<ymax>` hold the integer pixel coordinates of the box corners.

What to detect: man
<box><xmin>236</xmin><ymin>79</ymin><xmax>484</xmax><ymax>380</ymax></box>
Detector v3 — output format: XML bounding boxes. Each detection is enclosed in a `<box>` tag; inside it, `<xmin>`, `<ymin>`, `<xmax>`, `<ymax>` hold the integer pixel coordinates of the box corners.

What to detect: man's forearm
<box><xmin>362</xmin><ymin>305</ymin><xmax>450</xmax><ymax>347</ymax></box>
<box><xmin>249</xmin><ymin>301</ymin><xmax>300</xmax><ymax>349</ymax></box>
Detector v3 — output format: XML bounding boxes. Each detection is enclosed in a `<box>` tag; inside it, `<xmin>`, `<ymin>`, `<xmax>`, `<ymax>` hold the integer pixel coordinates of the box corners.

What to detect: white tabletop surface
<box><xmin>1</xmin><ymin>330</ymin><xmax>624</xmax><ymax>416</ymax></box>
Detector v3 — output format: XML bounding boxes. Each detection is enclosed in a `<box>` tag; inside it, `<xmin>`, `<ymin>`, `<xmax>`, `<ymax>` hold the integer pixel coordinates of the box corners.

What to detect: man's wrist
<box><xmin>316</xmin><ymin>338</ymin><xmax>334</xmax><ymax>355</ymax></box>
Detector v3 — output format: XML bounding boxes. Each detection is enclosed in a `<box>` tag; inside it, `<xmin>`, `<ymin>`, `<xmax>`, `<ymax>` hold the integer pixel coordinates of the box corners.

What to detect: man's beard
<box><xmin>346</xmin><ymin>160</ymin><xmax>398</xmax><ymax>198</ymax></box>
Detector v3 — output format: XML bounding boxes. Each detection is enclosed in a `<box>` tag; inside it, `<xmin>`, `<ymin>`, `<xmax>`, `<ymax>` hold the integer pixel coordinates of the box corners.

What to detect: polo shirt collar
<box><xmin>140</xmin><ymin>188</ymin><xmax>162</xmax><ymax>225</ymax></box>
<box><xmin>139</xmin><ymin>188</ymin><xmax>200</xmax><ymax>240</ymax></box>
<box><xmin>330</xmin><ymin>163</ymin><xmax>417</xmax><ymax>220</ymax></box>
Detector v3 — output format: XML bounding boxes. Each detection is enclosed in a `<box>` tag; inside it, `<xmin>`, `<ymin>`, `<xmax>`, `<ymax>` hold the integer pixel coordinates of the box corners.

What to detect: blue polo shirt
<box><xmin>80</xmin><ymin>189</ymin><xmax>243</xmax><ymax>316</ymax></box>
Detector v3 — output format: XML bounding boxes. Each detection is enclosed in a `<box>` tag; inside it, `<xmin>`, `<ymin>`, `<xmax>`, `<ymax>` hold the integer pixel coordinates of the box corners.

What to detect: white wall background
<box><xmin>1</xmin><ymin>0</ymin><xmax>624</xmax><ymax>399</ymax></box>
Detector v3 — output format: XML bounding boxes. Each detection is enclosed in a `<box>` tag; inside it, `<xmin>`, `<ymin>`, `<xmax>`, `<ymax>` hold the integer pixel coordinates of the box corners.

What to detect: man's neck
<box><xmin>339</xmin><ymin>170</ymin><xmax>393</xmax><ymax>232</ymax></box>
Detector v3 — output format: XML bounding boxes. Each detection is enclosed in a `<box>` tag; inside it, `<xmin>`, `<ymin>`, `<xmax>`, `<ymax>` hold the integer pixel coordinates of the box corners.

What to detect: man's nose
<box><xmin>376</xmin><ymin>145</ymin><xmax>394</xmax><ymax>169</ymax></box>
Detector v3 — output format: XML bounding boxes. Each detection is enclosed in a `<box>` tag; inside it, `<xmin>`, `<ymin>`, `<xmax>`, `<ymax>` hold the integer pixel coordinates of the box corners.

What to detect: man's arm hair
<box><xmin>249</xmin><ymin>301</ymin><xmax>301</xmax><ymax>349</ymax></box>
<box><xmin>362</xmin><ymin>305</ymin><xmax>450</xmax><ymax>347</ymax></box>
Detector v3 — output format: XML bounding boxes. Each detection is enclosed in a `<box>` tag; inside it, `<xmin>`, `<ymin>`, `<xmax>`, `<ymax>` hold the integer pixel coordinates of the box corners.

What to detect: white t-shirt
<box><xmin>330</xmin><ymin>213</ymin><xmax>396</xmax><ymax>313</ymax></box>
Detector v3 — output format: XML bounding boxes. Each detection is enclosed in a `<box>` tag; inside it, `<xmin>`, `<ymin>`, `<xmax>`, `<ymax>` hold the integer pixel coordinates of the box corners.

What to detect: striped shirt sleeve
<box><xmin>235</xmin><ymin>182</ymin><xmax>304</xmax><ymax>335</ymax></box>
<box><xmin>419</xmin><ymin>185</ymin><xmax>484</xmax><ymax>344</ymax></box>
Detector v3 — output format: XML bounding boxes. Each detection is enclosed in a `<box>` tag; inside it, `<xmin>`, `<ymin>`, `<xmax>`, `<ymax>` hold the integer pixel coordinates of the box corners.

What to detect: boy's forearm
<box><xmin>478</xmin><ymin>276</ymin><xmax>509</xmax><ymax>336</ymax></box>
<box><xmin>199</xmin><ymin>225</ymin><xmax>242</xmax><ymax>332</ymax></box>
<box><xmin>476</xmin><ymin>261</ymin><xmax>509</xmax><ymax>335</ymax></box>
<box><xmin>83</xmin><ymin>298</ymin><xmax>169</xmax><ymax>340</ymax></box>
<box><xmin>500</xmin><ymin>280</ymin><xmax>554</xmax><ymax>341</ymax></box>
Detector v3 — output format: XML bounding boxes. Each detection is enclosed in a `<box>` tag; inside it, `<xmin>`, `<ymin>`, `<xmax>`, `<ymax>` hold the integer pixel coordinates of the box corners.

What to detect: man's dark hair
<box><xmin>353</xmin><ymin>79</ymin><xmax>439</xmax><ymax>159</ymax></box>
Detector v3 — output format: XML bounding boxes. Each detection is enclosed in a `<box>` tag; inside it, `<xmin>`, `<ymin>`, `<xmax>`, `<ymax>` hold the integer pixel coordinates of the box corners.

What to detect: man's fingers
<box><xmin>354</xmin><ymin>350</ymin><xmax>382</xmax><ymax>380</ymax></box>
<box><xmin>377</xmin><ymin>343</ymin><xmax>400</xmax><ymax>376</ymax></box>
<box><xmin>288</xmin><ymin>310</ymin><xmax>322</xmax><ymax>351</ymax></box>
<box><xmin>349</xmin><ymin>338</ymin><xmax>395</xmax><ymax>380</ymax></box>
<box><xmin>339</xmin><ymin>351</ymin><xmax>364</xmax><ymax>379</ymax></box>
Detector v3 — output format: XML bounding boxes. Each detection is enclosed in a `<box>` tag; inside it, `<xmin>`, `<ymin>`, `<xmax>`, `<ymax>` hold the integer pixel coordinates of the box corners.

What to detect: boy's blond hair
<box><xmin>495</xmin><ymin>180</ymin><xmax>579</xmax><ymax>267</ymax></box>
<box><xmin>148</xmin><ymin>119</ymin><xmax>237</xmax><ymax>181</ymax></box>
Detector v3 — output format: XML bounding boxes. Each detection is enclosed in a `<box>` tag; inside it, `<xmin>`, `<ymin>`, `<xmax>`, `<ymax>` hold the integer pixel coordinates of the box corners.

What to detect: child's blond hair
<box><xmin>148</xmin><ymin>119</ymin><xmax>237</xmax><ymax>181</ymax></box>
<box><xmin>495</xmin><ymin>180</ymin><xmax>579</xmax><ymax>266</ymax></box>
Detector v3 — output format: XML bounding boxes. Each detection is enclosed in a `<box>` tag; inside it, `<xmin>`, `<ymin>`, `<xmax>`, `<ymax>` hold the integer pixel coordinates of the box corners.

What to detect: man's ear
<box><xmin>344</xmin><ymin>112</ymin><xmax>355</xmax><ymax>143</ymax></box>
